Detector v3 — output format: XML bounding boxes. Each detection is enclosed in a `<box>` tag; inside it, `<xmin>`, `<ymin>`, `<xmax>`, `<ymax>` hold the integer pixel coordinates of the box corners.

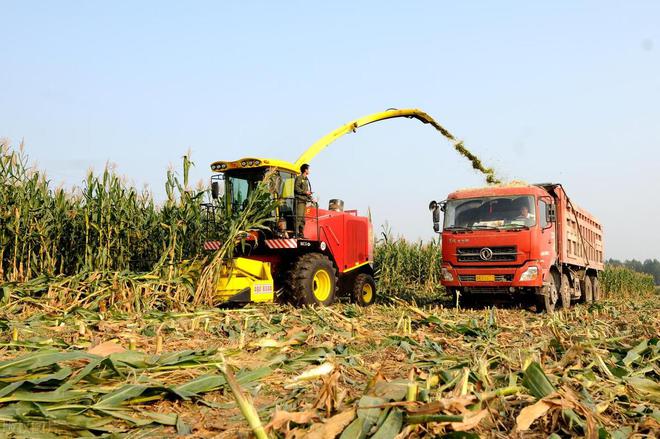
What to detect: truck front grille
<box><xmin>456</xmin><ymin>246</ymin><xmax>517</xmax><ymax>263</ymax></box>
<box><xmin>458</xmin><ymin>274</ymin><xmax>514</xmax><ymax>282</ymax></box>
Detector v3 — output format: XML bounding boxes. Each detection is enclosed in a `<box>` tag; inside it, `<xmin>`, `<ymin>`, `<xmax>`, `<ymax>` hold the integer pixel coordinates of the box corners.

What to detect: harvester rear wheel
<box><xmin>352</xmin><ymin>273</ymin><xmax>376</xmax><ymax>306</ymax></box>
<box><xmin>583</xmin><ymin>276</ymin><xmax>593</xmax><ymax>303</ymax></box>
<box><xmin>288</xmin><ymin>253</ymin><xmax>337</xmax><ymax>306</ymax></box>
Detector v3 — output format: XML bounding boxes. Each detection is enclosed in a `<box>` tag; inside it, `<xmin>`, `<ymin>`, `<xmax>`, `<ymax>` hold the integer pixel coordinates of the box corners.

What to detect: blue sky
<box><xmin>1</xmin><ymin>1</ymin><xmax>658</xmax><ymax>259</ymax></box>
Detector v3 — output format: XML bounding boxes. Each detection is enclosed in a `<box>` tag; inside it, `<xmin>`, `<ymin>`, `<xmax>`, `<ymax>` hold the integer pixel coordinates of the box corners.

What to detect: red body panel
<box><xmin>440</xmin><ymin>184</ymin><xmax>604</xmax><ymax>292</ymax></box>
<box><xmin>244</xmin><ymin>206</ymin><xmax>372</xmax><ymax>279</ymax></box>
<box><xmin>304</xmin><ymin>207</ymin><xmax>372</xmax><ymax>273</ymax></box>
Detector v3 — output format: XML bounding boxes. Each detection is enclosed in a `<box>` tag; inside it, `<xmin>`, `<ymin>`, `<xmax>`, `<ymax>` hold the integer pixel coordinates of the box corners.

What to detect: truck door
<box><xmin>538</xmin><ymin>197</ymin><xmax>557</xmax><ymax>268</ymax></box>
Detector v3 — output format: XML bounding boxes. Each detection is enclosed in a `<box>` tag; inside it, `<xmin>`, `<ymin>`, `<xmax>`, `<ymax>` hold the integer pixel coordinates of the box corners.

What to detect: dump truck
<box><xmin>204</xmin><ymin>108</ymin><xmax>458</xmax><ymax>306</ymax></box>
<box><xmin>429</xmin><ymin>183</ymin><xmax>604</xmax><ymax>312</ymax></box>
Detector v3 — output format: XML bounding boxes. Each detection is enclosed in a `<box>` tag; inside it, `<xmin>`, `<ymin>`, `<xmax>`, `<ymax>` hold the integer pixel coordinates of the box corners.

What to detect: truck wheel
<box><xmin>288</xmin><ymin>253</ymin><xmax>337</xmax><ymax>306</ymax></box>
<box><xmin>352</xmin><ymin>273</ymin><xmax>376</xmax><ymax>306</ymax></box>
<box><xmin>559</xmin><ymin>273</ymin><xmax>571</xmax><ymax>310</ymax></box>
<box><xmin>591</xmin><ymin>276</ymin><xmax>601</xmax><ymax>301</ymax></box>
<box><xmin>536</xmin><ymin>273</ymin><xmax>558</xmax><ymax>313</ymax></box>
<box><xmin>583</xmin><ymin>276</ymin><xmax>593</xmax><ymax>303</ymax></box>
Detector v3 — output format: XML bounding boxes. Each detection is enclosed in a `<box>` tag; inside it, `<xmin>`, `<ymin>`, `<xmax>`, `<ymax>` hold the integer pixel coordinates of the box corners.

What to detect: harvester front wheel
<box><xmin>288</xmin><ymin>253</ymin><xmax>337</xmax><ymax>306</ymax></box>
<box><xmin>352</xmin><ymin>273</ymin><xmax>376</xmax><ymax>306</ymax></box>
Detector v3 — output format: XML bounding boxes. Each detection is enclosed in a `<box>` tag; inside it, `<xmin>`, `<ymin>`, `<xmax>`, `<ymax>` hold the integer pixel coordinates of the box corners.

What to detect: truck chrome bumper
<box><xmin>440</xmin><ymin>262</ymin><xmax>543</xmax><ymax>289</ymax></box>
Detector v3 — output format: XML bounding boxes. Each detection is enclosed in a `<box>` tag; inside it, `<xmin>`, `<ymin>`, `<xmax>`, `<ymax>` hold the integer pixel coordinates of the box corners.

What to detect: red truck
<box><xmin>429</xmin><ymin>183</ymin><xmax>604</xmax><ymax>312</ymax></box>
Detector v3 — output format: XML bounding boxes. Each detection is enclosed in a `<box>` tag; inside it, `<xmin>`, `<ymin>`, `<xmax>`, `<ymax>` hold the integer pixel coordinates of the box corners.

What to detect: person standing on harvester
<box><xmin>295</xmin><ymin>164</ymin><xmax>314</xmax><ymax>238</ymax></box>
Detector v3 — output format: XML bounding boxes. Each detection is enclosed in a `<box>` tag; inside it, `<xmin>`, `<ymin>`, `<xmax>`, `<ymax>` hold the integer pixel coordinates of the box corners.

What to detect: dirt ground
<box><xmin>0</xmin><ymin>292</ymin><xmax>658</xmax><ymax>438</ymax></box>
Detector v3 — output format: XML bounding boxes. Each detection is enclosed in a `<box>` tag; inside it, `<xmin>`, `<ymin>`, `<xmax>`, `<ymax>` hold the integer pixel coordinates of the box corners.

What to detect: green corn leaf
<box><xmin>370</xmin><ymin>408</ymin><xmax>403</xmax><ymax>439</ymax></box>
<box><xmin>0</xmin><ymin>351</ymin><xmax>94</xmax><ymax>376</ymax></box>
<box><xmin>92</xmin><ymin>384</ymin><xmax>148</xmax><ymax>409</ymax></box>
<box><xmin>171</xmin><ymin>375</ymin><xmax>226</xmax><ymax>399</ymax></box>
<box><xmin>623</xmin><ymin>339</ymin><xmax>648</xmax><ymax>366</ymax></box>
<box><xmin>57</xmin><ymin>358</ymin><xmax>104</xmax><ymax>392</ymax></box>
<box><xmin>96</xmin><ymin>408</ymin><xmax>157</xmax><ymax>426</ymax></box>
<box><xmin>522</xmin><ymin>362</ymin><xmax>555</xmax><ymax>399</ymax></box>
<box><xmin>0</xmin><ymin>381</ymin><xmax>25</xmax><ymax>398</ymax></box>
<box><xmin>0</xmin><ymin>389</ymin><xmax>90</xmax><ymax>403</ymax></box>
<box><xmin>339</xmin><ymin>417</ymin><xmax>368</xmax><ymax>439</ymax></box>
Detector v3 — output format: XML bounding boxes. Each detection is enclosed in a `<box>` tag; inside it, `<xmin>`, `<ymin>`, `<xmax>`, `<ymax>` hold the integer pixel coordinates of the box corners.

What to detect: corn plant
<box><xmin>0</xmin><ymin>141</ymin><xmax>205</xmax><ymax>281</ymax></box>
<box><xmin>373</xmin><ymin>226</ymin><xmax>445</xmax><ymax>302</ymax></box>
<box><xmin>600</xmin><ymin>265</ymin><xmax>655</xmax><ymax>296</ymax></box>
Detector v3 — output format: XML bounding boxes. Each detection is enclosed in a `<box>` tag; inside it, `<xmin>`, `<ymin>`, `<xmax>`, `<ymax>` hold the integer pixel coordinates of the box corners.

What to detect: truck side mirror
<box><xmin>211</xmin><ymin>181</ymin><xmax>221</xmax><ymax>199</ymax></box>
<box><xmin>546</xmin><ymin>203</ymin><xmax>557</xmax><ymax>223</ymax></box>
<box><xmin>429</xmin><ymin>200</ymin><xmax>441</xmax><ymax>233</ymax></box>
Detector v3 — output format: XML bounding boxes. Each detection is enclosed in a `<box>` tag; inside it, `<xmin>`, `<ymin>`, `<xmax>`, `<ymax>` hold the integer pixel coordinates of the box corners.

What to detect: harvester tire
<box><xmin>559</xmin><ymin>273</ymin><xmax>571</xmax><ymax>310</ymax></box>
<box><xmin>591</xmin><ymin>276</ymin><xmax>601</xmax><ymax>301</ymax></box>
<box><xmin>583</xmin><ymin>276</ymin><xmax>593</xmax><ymax>303</ymax></box>
<box><xmin>352</xmin><ymin>273</ymin><xmax>376</xmax><ymax>306</ymax></box>
<box><xmin>288</xmin><ymin>253</ymin><xmax>337</xmax><ymax>306</ymax></box>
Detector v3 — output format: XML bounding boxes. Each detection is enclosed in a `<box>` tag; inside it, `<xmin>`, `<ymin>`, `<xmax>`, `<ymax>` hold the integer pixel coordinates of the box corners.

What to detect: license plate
<box><xmin>476</xmin><ymin>275</ymin><xmax>495</xmax><ymax>282</ymax></box>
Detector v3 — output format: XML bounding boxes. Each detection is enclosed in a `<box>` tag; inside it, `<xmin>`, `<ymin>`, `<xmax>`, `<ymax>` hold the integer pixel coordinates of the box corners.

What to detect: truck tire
<box><xmin>352</xmin><ymin>273</ymin><xmax>376</xmax><ymax>306</ymax></box>
<box><xmin>583</xmin><ymin>276</ymin><xmax>593</xmax><ymax>303</ymax></box>
<box><xmin>536</xmin><ymin>273</ymin><xmax>558</xmax><ymax>313</ymax></box>
<box><xmin>591</xmin><ymin>276</ymin><xmax>601</xmax><ymax>301</ymax></box>
<box><xmin>288</xmin><ymin>253</ymin><xmax>337</xmax><ymax>306</ymax></box>
<box><xmin>559</xmin><ymin>273</ymin><xmax>571</xmax><ymax>310</ymax></box>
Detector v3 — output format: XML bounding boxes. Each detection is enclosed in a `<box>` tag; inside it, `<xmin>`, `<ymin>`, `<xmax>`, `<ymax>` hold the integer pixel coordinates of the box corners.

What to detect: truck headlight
<box><xmin>520</xmin><ymin>267</ymin><xmax>538</xmax><ymax>281</ymax></box>
<box><xmin>441</xmin><ymin>267</ymin><xmax>454</xmax><ymax>282</ymax></box>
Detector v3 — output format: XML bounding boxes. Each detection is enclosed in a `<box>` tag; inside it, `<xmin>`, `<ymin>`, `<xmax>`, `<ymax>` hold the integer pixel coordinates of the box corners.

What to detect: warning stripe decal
<box><xmin>265</xmin><ymin>239</ymin><xmax>298</xmax><ymax>249</ymax></box>
<box><xmin>203</xmin><ymin>241</ymin><xmax>223</xmax><ymax>251</ymax></box>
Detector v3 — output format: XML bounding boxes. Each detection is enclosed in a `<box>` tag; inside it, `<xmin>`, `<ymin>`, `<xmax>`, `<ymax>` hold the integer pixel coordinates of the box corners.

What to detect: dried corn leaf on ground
<box><xmin>0</xmin><ymin>291</ymin><xmax>658</xmax><ymax>438</ymax></box>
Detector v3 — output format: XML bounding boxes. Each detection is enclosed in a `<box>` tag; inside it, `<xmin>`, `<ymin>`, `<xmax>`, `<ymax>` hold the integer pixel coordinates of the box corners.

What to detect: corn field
<box><xmin>600</xmin><ymin>264</ymin><xmax>655</xmax><ymax>296</ymax></box>
<box><xmin>0</xmin><ymin>140</ymin><xmax>206</xmax><ymax>282</ymax></box>
<box><xmin>0</xmin><ymin>142</ymin><xmax>281</xmax><ymax>313</ymax></box>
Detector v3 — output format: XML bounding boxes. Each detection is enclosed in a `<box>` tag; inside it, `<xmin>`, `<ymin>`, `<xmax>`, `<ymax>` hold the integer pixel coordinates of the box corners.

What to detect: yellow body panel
<box><xmin>343</xmin><ymin>261</ymin><xmax>372</xmax><ymax>273</ymax></box>
<box><xmin>216</xmin><ymin>257</ymin><xmax>274</xmax><ymax>303</ymax></box>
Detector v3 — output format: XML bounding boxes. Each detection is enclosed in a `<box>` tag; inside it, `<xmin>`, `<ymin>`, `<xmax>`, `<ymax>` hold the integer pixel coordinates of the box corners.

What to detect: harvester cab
<box><xmin>203</xmin><ymin>155</ymin><xmax>375</xmax><ymax>307</ymax></box>
<box><xmin>208</xmin><ymin>158</ymin><xmax>303</xmax><ymax>239</ymax></box>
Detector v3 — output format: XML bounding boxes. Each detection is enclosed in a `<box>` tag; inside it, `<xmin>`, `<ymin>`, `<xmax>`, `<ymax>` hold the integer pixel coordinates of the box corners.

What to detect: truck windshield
<box><xmin>444</xmin><ymin>195</ymin><xmax>536</xmax><ymax>230</ymax></box>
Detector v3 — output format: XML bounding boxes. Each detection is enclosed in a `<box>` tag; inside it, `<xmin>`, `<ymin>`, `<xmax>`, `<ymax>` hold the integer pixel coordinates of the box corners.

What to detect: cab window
<box><xmin>539</xmin><ymin>199</ymin><xmax>548</xmax><ymax>228</ymax></box>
